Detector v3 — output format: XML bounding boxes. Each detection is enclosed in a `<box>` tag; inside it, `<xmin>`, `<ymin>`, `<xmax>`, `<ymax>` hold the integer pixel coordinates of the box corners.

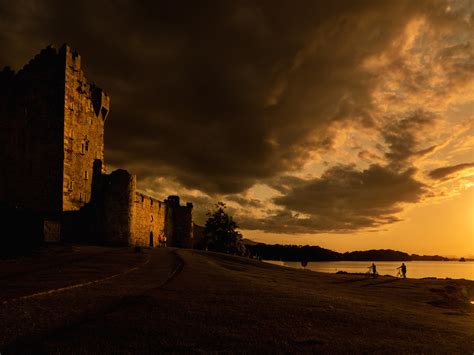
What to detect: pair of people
<box><xmin>368</xmin><ymin>263</ymin><xmax>407</xmax><ymax>278</ymax></box>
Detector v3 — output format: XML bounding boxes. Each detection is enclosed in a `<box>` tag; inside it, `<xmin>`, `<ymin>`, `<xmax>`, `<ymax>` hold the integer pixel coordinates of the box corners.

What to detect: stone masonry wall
<box><xmin>131</xmin><ymin>192</ymin><xmax>166</xmax><ymax>247</ymax></box>
<box><xmin>0</xmin><ymin>46</ymin><xmax>65</xmax><ymax>215</ymax></box>
<box><xmin>62</xmin><ymin>45</ymin><xmax>109</xmax><ymax>211</ymax></box>
<box><xmin>99</xmin><ymin>169</ymin><xmax>134</xmax><ymax>245</ymax></box>
<box><xmin>96</xmin><ymin>170</ymin><xmax>168</xmax><ymax>247</ymax></box>
<box><xmin>164</xmin><ymin>196</ymin><xmax>193</xmax><ymax>248</ymax></box>
<box><xmin>172</xmin><ymin>205</ymin><xmax>193</xmax><ymax>248</ymax></box>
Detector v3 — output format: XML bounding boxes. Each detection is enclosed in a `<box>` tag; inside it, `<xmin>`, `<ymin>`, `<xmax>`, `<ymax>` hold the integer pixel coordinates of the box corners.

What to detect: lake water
<box><xmin>265</xmin><ymin>260</ymin><xmax>474</xmax><ymax>280</ymax></box>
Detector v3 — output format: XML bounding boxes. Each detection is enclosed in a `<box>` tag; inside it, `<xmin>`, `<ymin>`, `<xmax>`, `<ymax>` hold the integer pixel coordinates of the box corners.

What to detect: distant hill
<box><xmin>244</xmin><ymin>242</ymin><xmax>449</xmax><ymax>262</ymax></box>
<box><xmin>199</xmin><ymin>232</ymin><xmax>449</xmax><ymax>261</ymax></box>
<box><xmin>242</xmin><ymin>238</ymin><xmax>259</xmax><ymax>246</ymax></box>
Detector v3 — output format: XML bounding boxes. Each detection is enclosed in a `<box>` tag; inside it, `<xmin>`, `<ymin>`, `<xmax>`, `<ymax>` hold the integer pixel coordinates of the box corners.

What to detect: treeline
<box><xmin>245</xmin><ymin>243</ymin><xmax>449</xmax><ymax>261</ymax></box>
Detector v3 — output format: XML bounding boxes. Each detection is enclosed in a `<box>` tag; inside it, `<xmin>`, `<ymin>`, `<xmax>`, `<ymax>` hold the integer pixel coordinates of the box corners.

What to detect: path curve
<box><xmin>1</xmin><ymin>253</ymin><xmax>152</xmax><ymax>306</ymax></box>
<box><xmin>0</xmin><ymin>248</ymin><xmax>183</xmax><ymax>351</ymax></box>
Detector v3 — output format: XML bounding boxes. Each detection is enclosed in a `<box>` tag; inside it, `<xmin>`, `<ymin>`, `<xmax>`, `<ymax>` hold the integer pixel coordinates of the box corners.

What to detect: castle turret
<box><xmin>0</xmin><ymin>44</ymin><xmax>110</xmax><ymax>215</ymax></box>
<box><xmin>165</xmin><ymin>195</ymin><xmax>193</xmax><ymax>248</ymax></box>
<box><xmin>98</xmin><ymin>169</ymin><xmax>136</xmax><ymax>245</ymax></box>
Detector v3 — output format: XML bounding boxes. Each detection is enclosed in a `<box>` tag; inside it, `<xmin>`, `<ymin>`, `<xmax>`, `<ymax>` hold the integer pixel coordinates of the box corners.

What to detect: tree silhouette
<box><xmin>199</xmin><ymin>202</ymin><xmax>246</xmax><ymax>256</ymax></box>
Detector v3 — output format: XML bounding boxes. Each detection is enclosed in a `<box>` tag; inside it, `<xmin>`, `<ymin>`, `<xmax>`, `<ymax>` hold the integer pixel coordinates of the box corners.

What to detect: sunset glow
<box><xmin>1</xmin><ymin>0</ymin><xmax>472</xmax><ymax>257</ymax></box>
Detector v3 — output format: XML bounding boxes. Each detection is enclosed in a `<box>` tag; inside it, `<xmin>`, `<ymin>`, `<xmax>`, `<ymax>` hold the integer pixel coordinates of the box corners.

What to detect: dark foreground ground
<box><xmin>0</xmin><ymin>245</ymin><xmax>473</xmax><ymax>353</ymax></box>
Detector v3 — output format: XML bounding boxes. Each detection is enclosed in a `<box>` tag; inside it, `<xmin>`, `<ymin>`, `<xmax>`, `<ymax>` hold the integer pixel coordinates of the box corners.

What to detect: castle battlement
<box><xmin>16</xmin><ymin>45</ymin><xmax>59</xmax><ymax>76</ymax></box>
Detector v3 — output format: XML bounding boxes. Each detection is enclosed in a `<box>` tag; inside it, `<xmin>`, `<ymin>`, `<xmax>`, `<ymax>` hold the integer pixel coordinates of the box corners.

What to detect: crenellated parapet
<box><xmin>15</xmin><ymin>45</ymin><xmax>62</xmax><ymax>78</ymax></box>
<box><xmin>0</xmin><ymin>66</ymin><xmax>14</xmax><ymax>83</ymax></box>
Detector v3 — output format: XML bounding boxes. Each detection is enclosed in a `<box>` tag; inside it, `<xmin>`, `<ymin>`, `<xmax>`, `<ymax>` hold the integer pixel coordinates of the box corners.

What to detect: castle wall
<box><xmin>131</xmin><ymin>192</ymin><xmax>166</xmax><ymax>247</ymax></box>
<box><xmin>62</xmin><ymin>46</ymin><xmax>109</xmax><ymax>211</ymax></box>
<box><xmin>99</xmin><ymin>169</ymin><xmax>134</xmax><ymax>245</ymax></box>
<box><xmin>164</xmin><ymin>196</ymin><xmax>193</xmax><ymax>248</ymax></box>
<box><xmin>94</xmin><ymin>170</ymin><xmax>169</xmax><ymax>248</ymax></box>
<box><xmin>172</xmin><ymin>205</ymin><xmax>193</xmax><ymax>248</ymax></box>
<box><xmin>0</xmin><ymin>47</ymin><xmax>66</xmax><ymax>215</ymax></box>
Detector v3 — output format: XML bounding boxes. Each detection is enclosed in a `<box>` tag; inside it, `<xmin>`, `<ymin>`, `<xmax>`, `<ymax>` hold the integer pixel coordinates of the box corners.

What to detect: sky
<box><xmin>0</xmin><ymin>0</ymin><xmax>472</xmax><ymax>257</ymax></box>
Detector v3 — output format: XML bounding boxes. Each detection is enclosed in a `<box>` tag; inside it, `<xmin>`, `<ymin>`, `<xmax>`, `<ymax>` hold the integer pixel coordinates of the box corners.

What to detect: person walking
<box><xmin>368</xmin><ymin>263</ymin><xmax>377</xmax><ymax>278</ymax></box>
<box><xmin>397</xmin><ymin>263</ymin><xmax>407</xmax><ymax>278</ymax></box>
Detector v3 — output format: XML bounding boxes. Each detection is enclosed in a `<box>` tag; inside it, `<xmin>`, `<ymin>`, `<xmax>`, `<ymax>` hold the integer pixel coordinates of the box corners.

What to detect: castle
<box><xmin>0</xmin><ymin>44</ymin><xmax>194</xmax><ymax>248</ymax></box>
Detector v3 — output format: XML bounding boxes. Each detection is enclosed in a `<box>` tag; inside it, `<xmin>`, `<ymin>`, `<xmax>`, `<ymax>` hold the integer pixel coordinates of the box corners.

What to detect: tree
<box><xmin>199</xmin><ymin>202</ymin><xmax>246</xmax><ymax>256</ymax></box>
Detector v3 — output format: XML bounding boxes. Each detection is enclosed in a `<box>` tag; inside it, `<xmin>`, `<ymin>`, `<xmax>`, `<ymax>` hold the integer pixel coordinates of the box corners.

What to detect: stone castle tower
<box><xmin>0</xmin><ymin>44</ymin><xmax>108</xmax><ymax>215</ymax></box>
<box><xmin>0</xmin><ymin>44</ymin><xmax>193</xmax><ymax>248</ymax></box>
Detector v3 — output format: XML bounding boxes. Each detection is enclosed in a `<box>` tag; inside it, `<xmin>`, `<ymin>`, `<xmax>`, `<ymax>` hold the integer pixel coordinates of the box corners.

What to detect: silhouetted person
<box><xmin>397</xmin><ymin>263</ymin><xmax>407</xmax><ymax>278</ymax></box>
<box><xmin>369</xmin><ymin>263</ymin><xmax>377</xmax><ymax>277</ymax></box>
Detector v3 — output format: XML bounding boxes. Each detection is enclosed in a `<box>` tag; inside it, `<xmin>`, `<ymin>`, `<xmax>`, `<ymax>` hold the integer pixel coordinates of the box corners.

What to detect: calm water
<box><xmin>265</xmin><ymin>260</ymin><xmax>474</xmax><ymax>280</ymax></box>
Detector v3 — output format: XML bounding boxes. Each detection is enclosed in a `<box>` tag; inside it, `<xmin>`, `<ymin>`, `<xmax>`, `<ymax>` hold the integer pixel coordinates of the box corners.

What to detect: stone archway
<box><xmin>149</xmin><ymin>231</ymin><xmax>154</xmax><ymax>247</ymax></box>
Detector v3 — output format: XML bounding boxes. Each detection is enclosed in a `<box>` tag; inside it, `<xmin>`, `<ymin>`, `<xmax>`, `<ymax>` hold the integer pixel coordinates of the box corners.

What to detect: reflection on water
<box><xmin>265</xmin><ymin>260</ymin><xmax>474</xmax><ymax>280</ymax></box>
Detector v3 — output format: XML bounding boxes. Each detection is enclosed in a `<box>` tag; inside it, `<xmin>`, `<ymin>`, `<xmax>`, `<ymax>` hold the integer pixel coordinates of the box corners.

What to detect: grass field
<box><xmin>1</xmin><ymin>245</ymin><xmax>473</xmax><ymax>353</ymax></box>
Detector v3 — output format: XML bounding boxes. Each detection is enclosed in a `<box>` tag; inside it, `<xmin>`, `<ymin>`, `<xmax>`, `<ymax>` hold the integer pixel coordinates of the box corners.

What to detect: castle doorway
<box><xmin>149</xmin><ymin>232</ymin><xmax>154</xmax><ymax>247</ymax></box>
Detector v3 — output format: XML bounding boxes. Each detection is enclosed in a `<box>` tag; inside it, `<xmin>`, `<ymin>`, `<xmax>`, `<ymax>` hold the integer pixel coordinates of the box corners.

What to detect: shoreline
<box><xmin>264</xmin><ymin>259</ymin><xmax>474</xmax><ymax>281</ymax></box>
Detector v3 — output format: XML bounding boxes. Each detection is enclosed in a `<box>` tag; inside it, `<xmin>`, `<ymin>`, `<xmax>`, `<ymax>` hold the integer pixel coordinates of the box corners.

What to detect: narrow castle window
<box><xmin>68</xmin><ymin>181</ymin><xmax>73</xmax><ymax>190</ymax></box>
<box><xmin>81</xmin><ymin>140</ymin><xmax>89</xmax><ymax>154</ymax></box>
<box><xmin>85</xmin><ymin>170</ymin><xmax>89</xmax><ymax>180</ymax></box>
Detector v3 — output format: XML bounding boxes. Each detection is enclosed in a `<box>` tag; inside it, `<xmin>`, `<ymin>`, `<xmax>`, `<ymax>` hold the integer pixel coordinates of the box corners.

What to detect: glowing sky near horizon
<box><xmin>0</xmin><ymin>0</ymin><xmax>472</xmax><ymax>256</ymax></box>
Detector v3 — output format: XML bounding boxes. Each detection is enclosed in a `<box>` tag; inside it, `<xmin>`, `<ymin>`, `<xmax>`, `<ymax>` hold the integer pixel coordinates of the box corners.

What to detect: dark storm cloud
<box><xmin>0</xmin><ymin>0</ymin><xmax>449</xmax><ymax>194</ymax></box>
<box><xmin>225</xmin><ymin>195</ymin><xmax>265</xmax><ymax>209</ymax></box>
<box><xmin>382</xmin><ymin>110</ymin><xmax>438</xmax><ymax>169</ymax></box>
<box><xmin>1</xmin><ymin>0</ymin><xmax>470</xmax><ymax>235</ymax></box>
<box><xmin>428</xmin><ymin>163</ymin><xmax>474</xmax><ymax>180</ymax></box>
<box><xmin>358</xmin><ymin>150</ymin><xmax>382</xmax><ymax>162</ymax></box>
<box><xmin>237</xmin><ymin>109</ymin><xmax>436</xmax><ymax>233</ymax></box>
<box><xmin>239</xmin><ymin>165</ymin><xmax>427</xmax><ymax>233</ymax></box>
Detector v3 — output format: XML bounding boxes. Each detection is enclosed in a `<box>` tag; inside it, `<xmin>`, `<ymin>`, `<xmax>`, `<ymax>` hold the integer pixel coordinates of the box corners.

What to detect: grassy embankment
<box><xmin>0</xmin><ymin>245</ymin><xmax>473</xmax><ymax>353</ymax></box>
